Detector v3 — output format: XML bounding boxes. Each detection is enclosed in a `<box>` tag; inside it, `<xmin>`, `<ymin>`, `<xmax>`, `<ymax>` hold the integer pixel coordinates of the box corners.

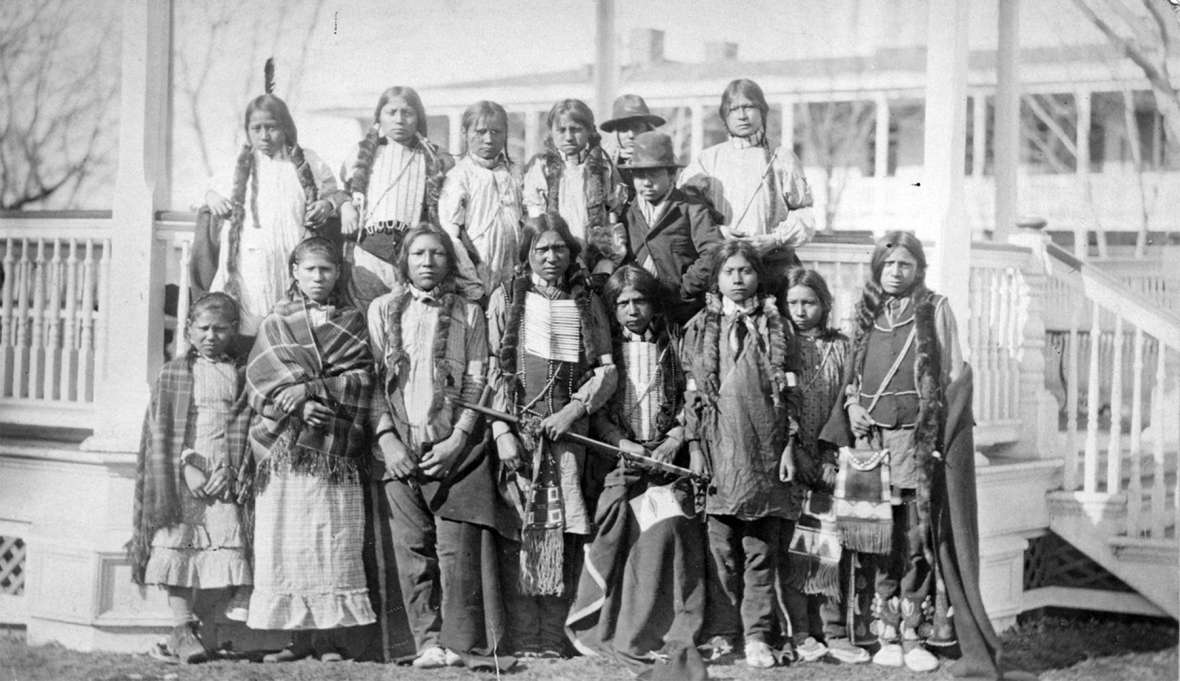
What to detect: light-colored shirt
<box><xmin>438</xmin><ymin>155</ymin><xmax>523</xmax><ymax>300</ymax></box>
<box><xmin>679</xmin><ymin>136</ymin><xmax>816</xmax><ymax>247</ymax></box>
<box><xmin>208</xmin><ymin>148</ymin><xmax>336</xmax><ymax>334</ymax></box>
<box><xmin>344</xmin><ymin>139</ymin><xmax>428</xmax><ymax>228</ymax></box>
<box><xmin>523</xmin><ymin>152</ymin><xmax>590</xmax><ymax>242</ymax></box>
<box><xmin>368</xmin><ymin>286</ymin><xmax>486</xmax><ymax>452</ymax></box>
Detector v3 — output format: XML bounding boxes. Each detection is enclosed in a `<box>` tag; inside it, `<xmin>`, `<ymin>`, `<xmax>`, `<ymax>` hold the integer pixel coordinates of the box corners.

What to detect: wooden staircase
<box><xmin>1041</xmin><ymin>242</ymin><xmax>1180</xmax><ymax>619</ymax></box>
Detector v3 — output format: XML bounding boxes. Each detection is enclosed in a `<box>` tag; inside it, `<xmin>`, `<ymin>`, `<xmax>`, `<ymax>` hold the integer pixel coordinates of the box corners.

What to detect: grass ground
<box><xmin>1</xmin><ymin>612</ymin><xmax>1175</xmax><ymax>681</ymax></box>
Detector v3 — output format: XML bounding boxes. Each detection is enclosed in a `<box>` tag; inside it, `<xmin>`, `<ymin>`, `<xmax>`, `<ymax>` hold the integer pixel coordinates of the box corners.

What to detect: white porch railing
<box><xmin>1045</xmin><ymin>242</ymin><xmax>1180</xmax><ymax>541</ymax></box>
<box><xmin>0</xmin><ymin>214</ymin><xmax>112</xmax><ymax>429</ymax></box>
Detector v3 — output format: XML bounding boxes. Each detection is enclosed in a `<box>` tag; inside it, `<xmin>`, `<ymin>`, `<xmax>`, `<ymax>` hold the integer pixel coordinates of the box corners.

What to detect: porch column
<box><xmin>920</xmin><ymin>0</ymin><xmax>971</xmax><ymax>325</ymax></box>
<box><xmin>448</xmin><ymin>110</ymin><xmax>464</xmax><ymax>156</ymax></box>
<box><xmin>594</xmin><ymin>0</ymin><xmax>617</xmax><ymax>124</ymax></box>
<box><xmin>873</xmin><ymin>93</ymin><xmax>890</xmax><ymax>235</ymax></box>
<box><xmin>994</xmin><ymin>0</ymin><xmax>1020</xmax><ymax>243</ymax></box>
<box><xmin>690</xmin><ymin>102</ymin><xmax>705</xmax><ymax>161</ymax></box>
<box><xmin>780</xmin><ymin>99</ymin><xmax>795</xmax><ymax>153</ymax></box>
<box><xmin>524</xmin><ymin>109</ymin><xmax>541</xmax><ymax>159</ymax></box>
<box><xmin>82</xmin><ymin>0</ymin><xmax>172</xmax><ymax>453</ymax></box>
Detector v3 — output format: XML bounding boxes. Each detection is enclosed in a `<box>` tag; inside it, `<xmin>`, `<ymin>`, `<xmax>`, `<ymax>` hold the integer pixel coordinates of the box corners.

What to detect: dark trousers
<box><xmin>385</xmin><ymin>477</ymin><xmax>481</xmax><ymax>653</ymax></box>
<box><xmin>498</xmin><ymin>533</ymin><xmax>585</xmax><ymax>655</ymax></box>
<box><xmin>780</xmin><ymin>551</ymin><xmax>856</xmax><ymax>645</ymax></box>
<box><xmin>704</xmin><ymin>514</ymin><xmax>781</xmax><ymax>643</ymax></box>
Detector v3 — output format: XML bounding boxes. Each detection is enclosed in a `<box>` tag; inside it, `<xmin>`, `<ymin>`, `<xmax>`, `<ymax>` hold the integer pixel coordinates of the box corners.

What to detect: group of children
<box><xmin>129</xmin><ymin>68</ymin><xmax>998</xmax><ymax>678</ymax></box>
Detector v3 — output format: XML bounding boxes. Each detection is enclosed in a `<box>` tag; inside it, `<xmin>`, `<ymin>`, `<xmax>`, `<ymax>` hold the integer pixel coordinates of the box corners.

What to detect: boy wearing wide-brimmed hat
<box><xmin>619</xmin><ymin>130</ymin><xmax>722</xmax><ymax>324</ymax></box>
<box><xmin>600</xmin><ymin>94</ymin><xmax>666</xmax><ymax>169</ymax></box>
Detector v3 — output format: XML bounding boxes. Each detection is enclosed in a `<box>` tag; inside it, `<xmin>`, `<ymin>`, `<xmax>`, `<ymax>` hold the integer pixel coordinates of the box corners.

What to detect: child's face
<box><xmin>724</xmin><ymin>94</ymin><xmax>763</xmax><ymax>138</ymax></box>
<box><xmin>292</xmin><ymin>253</ymin><xmax>340</xmax><ymax>303</ymax></box>
<box><xmin>614</xmin><ymin>121</ymin><xmax>653</xmax><ymax>160</ymax></box>
<box><xmin>786</xmin><ymin>284</ymin><xmax>824</xmax><ymax>333</ymax></box>
<box><xmin>552</xmin><ymin>113</ymin><xmax>590</xmax><ymax>157</ymax></box>
<box><xmin>631</xmin><ymin>167</ymin><xmax>673</xmax><ymax>203</ymax></box>
<box><xmin>379</xmin><ymin>96</ymin><xmax>419</xmax><ymax>146</ymax></box>
<box><xmin>405</xmin><ymin>233</ymin><xmax>450</xmax><ymax>292</ymax></box>
<box><xmin>529</xmin><ymin>230</ymin><xmax>572</xmax><ymax>285</ymax></box>
<box><xmin>614</xmin><ymin>285</ymin><xmax>654</xmax><ymax>336</ymax></box>
<box><xmin>248</xmin><ymin>109</ymin><xmax>287</xmax><ymax>157</ymax></box>
<box><xmin>880</xmin><ymin>247</ymin><xmax>920</xmax><ymax>296</ymax></box>
<box><xmin>718</xmin><ymin>253</ymin><xmax>758</xmax><ymax>303</ymax></box>
<box><xmin>466</xmin><ymin>113</ymin><xmax>507</xmax><ymax>161</ymax></box>
<box><xmin>187</xmin><ymin>309</ymin><xmax>235</xmax><ymax>359</ymax></box>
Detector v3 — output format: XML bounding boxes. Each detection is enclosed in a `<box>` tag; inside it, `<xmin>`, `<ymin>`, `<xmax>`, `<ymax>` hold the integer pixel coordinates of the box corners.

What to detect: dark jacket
<box><xmin>622</xmin><ymin>188</ymin><xmax>723</xmax><ymax>324</ymax></box>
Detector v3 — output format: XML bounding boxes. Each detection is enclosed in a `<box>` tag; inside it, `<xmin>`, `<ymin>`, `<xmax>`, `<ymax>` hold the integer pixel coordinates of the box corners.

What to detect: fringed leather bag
<box><xmin>833</xmin><ymin>326</ymin><xmax>915</xmax><ymax>554</ymax></box>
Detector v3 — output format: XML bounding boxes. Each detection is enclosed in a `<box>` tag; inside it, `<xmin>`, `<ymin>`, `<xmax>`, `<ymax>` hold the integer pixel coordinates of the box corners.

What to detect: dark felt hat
<box><xmin>626</xmin><ymin>131</ymin><xmax>683</xmax><ymax>169</ymax></box>
<box><xmin>600</xmin><ymin>94</ymin><xmax>666</xmax><ymax>132</ymax></box>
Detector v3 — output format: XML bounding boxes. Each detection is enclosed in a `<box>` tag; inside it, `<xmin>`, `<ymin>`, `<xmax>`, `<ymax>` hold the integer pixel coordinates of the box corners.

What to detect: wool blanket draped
<box><xmin>246</xmin><ymin>298</ymin><xmax>373</xmax><ymax>488</ymax></box>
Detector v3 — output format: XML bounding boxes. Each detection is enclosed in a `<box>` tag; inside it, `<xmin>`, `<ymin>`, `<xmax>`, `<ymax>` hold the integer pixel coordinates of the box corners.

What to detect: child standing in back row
<box><xmin>129</xmin><ymin>293</ymin><xmax>254</xmax><ymax>665</ymax></box>
<box><xmin>205</xmin><ymin>63</ymin><xmax>339</xmax><ymax>336</ymax></box>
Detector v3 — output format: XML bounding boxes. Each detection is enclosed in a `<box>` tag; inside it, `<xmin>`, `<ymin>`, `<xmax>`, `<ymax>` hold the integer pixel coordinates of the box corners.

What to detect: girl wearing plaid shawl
<box><xmin>129</xmin><ymin>293</ymin><xmax>253</xmax><ymax>664</ymax></box>
<box><xmin>487</xmin><ymin>214</ymin><xmax>616</xmax><ymax>657</ymax></box>
<box><xmin>244</xmin><ymin>237</ymin><xmax>376</xmax><ymax>662</ymax></box>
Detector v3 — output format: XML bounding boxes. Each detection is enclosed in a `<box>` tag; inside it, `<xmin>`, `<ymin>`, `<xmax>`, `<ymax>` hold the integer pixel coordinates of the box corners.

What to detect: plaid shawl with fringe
<box><xmin>128</xmin><ymin>356</ymin><xmax>252</xmax><ymax>585</ymax></box>
<box><xmin>246</xmin><ymin>297</ymin><xmax>373</xmax><ymax>490</ymax></box>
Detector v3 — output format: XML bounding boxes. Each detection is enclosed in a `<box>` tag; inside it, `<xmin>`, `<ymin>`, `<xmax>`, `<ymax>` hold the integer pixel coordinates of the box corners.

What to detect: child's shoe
<box><xmin>796</xmin><ymin>636</ymin><xmax>828</xmax><ymax>662</ymax></box>
<box><xmin>697</xmin><ymin>635</ymin><xmax>735</xmax><ymax>662</ymax></box>
<box><xmin>224</xmin><ymin>587</ymin><xmax>250</xmax><ymax>622</ymax></box>
<box><xmin>872</xmin><ymin>642</ymin><xmax>904</xmax><ymax>667</ymax></box>
<box><xmin>411</xmin><ymin>645</ymin><xmax>449</xmax><ymax>668</ymax></box>
<box><xmin>826</xmin><ymin>637</ymin><xmax>870</xmax><ymax>664</ymax></box>
<box><xmin>744</xmin><ymin>639</ymin><xmax>776</xmax><ymax>669</ymax></box>
<box><xmin>903</xmin><ymin>644</ymin><xmax>939</xmax><ymax>672</ymax></box>
<box><xmin>169</xmin><ymin>622</ymin><xmax>209</xmax><ymax>664</ymax></box>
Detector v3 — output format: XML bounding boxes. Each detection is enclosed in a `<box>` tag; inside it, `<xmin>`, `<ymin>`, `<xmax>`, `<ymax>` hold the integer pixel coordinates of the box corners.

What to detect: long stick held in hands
<box><xmin>452</xmin><ymin>398</ymin><xmax>707</xmax><ymax>483</ymax></box>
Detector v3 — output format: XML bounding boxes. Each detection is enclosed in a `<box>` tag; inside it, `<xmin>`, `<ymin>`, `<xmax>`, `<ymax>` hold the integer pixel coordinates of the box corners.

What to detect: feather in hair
<box><xmin>263</xmin><ymin>58</ymin><xmax>275</xmax><ymax>95</ymax></box>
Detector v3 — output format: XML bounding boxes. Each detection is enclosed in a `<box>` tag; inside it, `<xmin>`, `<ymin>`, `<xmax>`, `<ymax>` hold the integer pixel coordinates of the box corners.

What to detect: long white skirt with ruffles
<box><xmin>246</xmin><ymin>469</ymin><xmax>375</xmax><ymax>630</ymax></box>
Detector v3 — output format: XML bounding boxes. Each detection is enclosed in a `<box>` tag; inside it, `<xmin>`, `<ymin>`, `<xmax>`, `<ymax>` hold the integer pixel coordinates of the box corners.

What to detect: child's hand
<box><xmin>301</xmin><ymin>400</ymin><xmax>333</xmax><ymax>428</ymax></box>
<box><xmin>182</xmin><ymin>460</ymin><xmax>209</xmax><ymax>498</ymax></box>
<box><xmin>779</xmin><ymin>440</ymin><xmax>797</xmax><ymax>483</ymax></box>
<box><xmin>618</xmin><ymin>439</ymin><xmax>645</xmax><ymax>458</ymax></box>
<box><xmin>304</xmin><ymin>199</ymin><xmax>333</xmax><ymax>226</ymax></box>
<box><xmin>419</xmin><ymin>430</ymin><xmax>466</xmax><ymax>479</ymax></box>
<box><xmin>651</xmin><ymin>438</ymin><xmax>681</xmax><ymax>464</ymax></box>
<box><xmin>847</xmin><ymin>403</ymin><xmax>874</xmax><ymax>437</ymax></box>
<box><xmin>340</xmin><ymin>201</ymin><xmax>360</xmax><ymax>235</ymax></box>
<box><xmin>379</xmin><ymin>434</ymin><xmax>417</xmax><ymax>481</ymax></box>
<box><xmin>822</xmin><ymin>462</ymin><xmax>838</xmax><ymax>488</ymax></box>
<box><xmin>275</xmin><ymin>384</ymin><xmax>309</xmax><ymax>415</ymax></box>
<box><xmin>205</xmin><ymin>191</ymin><xmax>233</xmax><ymax>218</ymax></box>
<box><xmin>203</xmin><ymin>464</ymin><xmax>232</xmax><ymax>499</ymax></box>
<box><xmin>540</xmin><ymin>402</ymin><xmax>584</xmax><ymax>440</ymax></box>
<box><xmin>495</xmin><ymin>432</ymin><xmax>523</xmax><ymax>473</ymax></box>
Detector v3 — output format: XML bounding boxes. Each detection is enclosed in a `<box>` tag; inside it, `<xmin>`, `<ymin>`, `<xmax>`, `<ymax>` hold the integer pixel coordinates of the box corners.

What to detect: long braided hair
<box><xmin>849</xmin><ymin>231</ymin><xmax>943</xmax><ymax>527</ymax></box>
<box><xmin>499</xmin><ymin>214</ymin><xmax>603</xmax><ymax>406</ymax></box>
<box><xmin>528</xmin><ymin>99</ymin><xmax>615</xmax><ymax>266</ymax></box>
<box><xmin>348</xmin><ymin>86</ymin><xmax>449</xmax><ymax>226</ymax></box>
<box><xmin>224</xmin><ymin>59</ymin><xmax>318</xmax><ymax>299</ymax></box>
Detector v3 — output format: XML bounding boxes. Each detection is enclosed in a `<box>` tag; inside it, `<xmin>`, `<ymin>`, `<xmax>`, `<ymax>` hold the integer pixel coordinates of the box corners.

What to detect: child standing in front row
<box><xmin>682</xmin><ymin>240</ymin><xmax>800</xmax><ymax>669</ymax></box>
<box><xmin>129</xmin><ymin>293</ymin><xmax>254</xmax><ymax>664</ymax></box>
<box><xmin>779</xmin><ymin>268</ymin><xmax>870</xmax><ymax>665</ymax></box>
